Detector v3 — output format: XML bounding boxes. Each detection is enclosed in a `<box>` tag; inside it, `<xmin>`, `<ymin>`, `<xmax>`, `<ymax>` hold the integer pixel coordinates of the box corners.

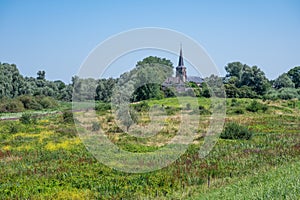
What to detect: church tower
<box><xmin>176</xmin><ymin>45</ymin><xmax>187</xmax><ymax>82</ymax></box>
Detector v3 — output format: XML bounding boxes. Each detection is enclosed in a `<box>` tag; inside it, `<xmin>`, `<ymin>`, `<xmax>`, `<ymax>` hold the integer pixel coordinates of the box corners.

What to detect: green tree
<box><xmin>37</xmin><ymin>70</ymin><xmax>46</xmax><ymax>80</ymax></box>
<box><xmin>241</xmin><ymin>65</ymin><xmax>270</xmax><ymax>95</ymax></box>
<box><xmin>96</xmin><ymin>78</ymin><xmax>117</xmax><ymax>102</ymax></box>
<box><xmin>273</xmin><ymin>73</ymin><xmax>295</xmax><ymax>89</ymax></box>
<box><xmin>224</xmin><ymin>83</ymin><xmax>239</xmax><ymax>98</ymax></box>
<box><xmin>205</xmin><ymin>74</ymin><xmax>225</xmax><ymax>98</ymax></box>
<box><xmin>0</xmin><ymin>63</ymin><xmax>25</xmax><ymax>98</ymax></box>
<box><xmin>201</xmin><ymin>82</ymin><xmax>211</xmax><ymax>98</ymax></box>
<box><xmin>117</xmin><ymin>56</ymin><xmax>174</xmax><ymax>102</ymax></box>
<box><xmin>287</xmin><ymin>66</ymin><xmax>300</xmax><ymax>88</ymax></box>
<box><xmin>116</xmin><ymin>106</ymin><xmax>138</xmax><ymax>132</ymax></box>
<box><xmin>136</xmin><ymin>56</ymin><xmax>173</xmax><ymax>69</ymax></box>
<box><xmin>225</xmin><ymin>62</ymin><xmax>244</xmax><ymax>86</ymax></box>
<box><xmin>224</xmin><ymin>62</ymin><xmax>270</xmax><ymax>96</ymax></box>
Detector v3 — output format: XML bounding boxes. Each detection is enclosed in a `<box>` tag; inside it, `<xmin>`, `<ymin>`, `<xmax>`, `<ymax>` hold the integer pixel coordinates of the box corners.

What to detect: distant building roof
<box><xmin>162</xmin><ymin>77</ymin><xmax>185</xmax><ymax>86</ymax></box>
<box><xmin>187</xmin><ymin>76</ymin><xmax>204</xmax><ymax>84</ymax></box>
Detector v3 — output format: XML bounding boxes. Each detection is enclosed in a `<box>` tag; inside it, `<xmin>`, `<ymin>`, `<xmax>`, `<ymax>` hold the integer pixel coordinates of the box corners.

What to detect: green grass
<box><xmin>146</xmin><ymin>96</ymin><xmax>211</xmax><ymax>110</ymax></box>
<box><xmin>195</xmin><ymin>161</ymin><xmax>300</xmax><ymax>199</ymax></box>
<box><xmin>0</xmin><ymin>97</ymin><xmax>299</xmax><ymax>199</ymax></box>
<box><xmin>0</xmin><ymin>110</ymin><xmax>58</xmax><ymax>120</ymax></box>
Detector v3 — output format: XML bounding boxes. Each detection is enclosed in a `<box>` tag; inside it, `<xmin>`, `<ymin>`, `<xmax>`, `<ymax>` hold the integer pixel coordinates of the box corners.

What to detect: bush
<box><xmin>95</xmin><ymin>102</ymin><xmax>111</xmax><ymax>112</ymax></box>
<box><xmin>106</xmin><ymin>115</ymin><xmax>114</xmax><ymax>122</ymax></box>
<box><xmin>233</xmin><ymin>108</ymin><xmax>244</xmax><ymax>114</ymax></box>
<box><xmin>37</xmin><ymin>96</ymin><xmax>58</xmax><ymax>109</ymax></box>
<box><xmin>199</xmin><ymin>109</ymin><xmax>212</xmax><ymax>115</ymax></box>
<box><xmin>198</xmin><ymin>105</ymin><xmax>211</xmax><ymax>115</ymax></box>
<box><xmin>0</xmin><ymin>98</ymin><xmax>25</xmax><ymax>113</ymax></box>
<box><xmin>62</xmin><ymin>110</ymin><xmax>74</xmax><ymax>123</ymax></box>
<box><xmin>198</xmin><ymin>105</ymin><xmax>205</xmax><ymax>110</ymax></box>
<box><xmin>220</xmin><ymin>122</ymin><xmax>253</xmax><ymax>140</ymax></box>
<box><xmin>277</xmin><ymin>88</ymin><xmax>300</xmax><ymax>100</ymax></box>
<box><xmin>246</xmin><ymin>100</ymin><xmax>268</xmax><ymax>112</ymax></box>
<box><xmin>264</xmin><ymin>88</ymin><xmax>300</xmax><ymax>100</ymax></box>
<box><xmin>18</xmin><ymin>95</ymin><xmax>41</xmax><ymax>110</ymax></box>
<box><xmin>186</xmin><ymin>103</ymin><xmax>191</xmax><ymax>110</ymax></box>
<box><xmin>8</xmin><ymin>123</ymin><xmax>19</xmax><ymax>134</ymax></box>
<box><xmin>231</xmin><ymin>98</ymin><xmax>241</xmax><ymax>107</ymax></box>
<box><xmin>287</xmin><ymin>100</ymin><xmax>297</xmax><ymax>108</ymax></box>
<box><xmin>20</xmin><ymin>113</ymin><xmax>36</xmax><ymax>124</ymax></box>
<box><xmin>92</xmin><ymin>121</ymin><xmax>100</xmax><ymax>131</ymax></box>
<box><xmin>164</xmin><ymin>106</ymin><xmax>180</xmax><ymax>115</ymax></box>
<box><xmin>132</xmin><ymin>101</ymin><xmax>150</xmax><ymax>112</ymax></box>
<box><xmin>18</xmin><ymin>95</ymin><xmax>58</xmax><ymax>110</ymax></box>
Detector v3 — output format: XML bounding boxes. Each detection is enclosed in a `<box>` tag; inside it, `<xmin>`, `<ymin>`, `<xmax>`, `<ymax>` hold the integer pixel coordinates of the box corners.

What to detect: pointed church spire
<box><xmin>178</xmin><ymin>44</ymin><xmax>184</xmax><ymax>66</ymax></box>
<box><xmin>176</xmin><ymin>44</ymin><xmax>187</xmax><ymax>82</ymax></box>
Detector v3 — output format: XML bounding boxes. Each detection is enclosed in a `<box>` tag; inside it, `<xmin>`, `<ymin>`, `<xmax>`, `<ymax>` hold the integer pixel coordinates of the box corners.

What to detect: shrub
<box><xmin>164</xmin><ymin>106</ymin><xmax>180</xmax><ymax>115</ymax></box>
<box><xmin>37</xmin><ymin>96</ymin><xmax>58</xmax><ymax>109</ymax></box>
<box><xmin>7</xmin><ymin>99</ymin><xmax>25</xmax><ymax>112</ymax></box>
<box><xmin>277</xmin><ymin>88</ymin><xmax>300</xmax><ymax>100</ymax></box>
<box><xmin>18</xmin><ymin>95</ymin><xmax>43</xmax><ymax>110</ymax></box>
<box><xmin>198</xmin><ymin>105</ymin><xmax>205</xmax><ymax>110</ymax></box>
<box><xmin>132</xmin><ymin>101</ymin><xmax>150</xmax><ymax>112</ymax></box>
<box><xmin>287</xmin><ymin>100</ymin><xmax>297</xmax><ymax>108</ymax></box>
<box><xmin>95</xmin><ymin>102</ymin><xmax>111</xmax><ymax>112</ymax></box>
<box><xmin>220</xmin><ymin>122</ymin><xmax>253</xmax><ymax>140</ymax></box>
<box><xmin>92</xmin><ymin>121</ymin><xmax>100</xmax><ymax>131</ymax></box>
<box><xmin>246</xmin><ymin>100</ymin><xmax>268</xmax><ymax>112</ymax></box>
<box><xmin>18</xmin><ymin>95</ymin><xmax>36</xmax><ymax>109</ymax></box>
<box><xmin>198</xmin><ymin>105</ymin><xmax>211</xmax><ymax>115</ymax></box>
<box><xmin>108</xmin><ymin>125</ymin><xmax>123</xmax><ymax>133</ymax></box>
<box><xmin>233</xmin><ymin>108</ymin><xmax>244</xmax><ymax>114</ymax></box>
<box><xmin>231</xmin><ymin>98</ymin><xmax>241</xmax><ymax>107</ymax></box>
<box><xmin>62</xmin><ymin>110</ymin><xmax>74</xmax><ymax>123</ymax></box>
<box><xmin>0</xmin><ymin>98</ymin><xmax>24</xmax><ymax>113</ymax></box>
<box><xmin>18</xmin><ymin>95</ymin><xmax>58</xmax><ymax>110</ymax></box>
<box><xmin>264</xmin><ymin>88</ymin><xmax>300</xmax><ymax>100</ymax></box>
<box><xmin>186</xmin><ymin>103</ymin><xmax>191</xmax><ymax>110</ymax></box>
<box><xmin>8</xmin><ymin>123</ymin><xmax>19</xmax><ymax>134</ymax></box>
<box><xmin>106</xmin><ymin>115</ymin><xmax>114</xmax><ymax>122</ymax></box>
<box><xmin>20</xmin><ymin>113</ymin><xmax>36</xmax><ymax>124</ymax></box>
<box><xmin>28</xmin><ymin>101</ymin><xmax>43</xmax><ymax>110</ymax></box>
<box><xmin>199</xmin><ymin>109</ymin><xmax>212</xmax><ymax>115</ymax></box>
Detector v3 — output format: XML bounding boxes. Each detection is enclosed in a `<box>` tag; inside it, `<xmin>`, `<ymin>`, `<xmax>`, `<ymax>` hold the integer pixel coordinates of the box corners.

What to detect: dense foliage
<box><xmin>220</xmin><ymin>122</ymin><xmax>253</xmax><ymax>140</ymax></box>
<box><xmin>0</xmin><ymin>63</ymin><xmax>73</xmax><ymax>101</ymax></box>
<box><xmin>0</xmin><ymin>61</ymin><xmax>299</xmax><ymax>109</ymax></box>
<box><xmin>224</xmin><ymin>62</ymin><xmax>270</xmax><ymax>97</ymax></box>
<box><xmin>0</xmin><ymin>95</ymin><xmax>58</xmax><ymax>113</ymax></box>
<box><xmin>224</xmin><ymin>62</ymin><xmax>299</xmax><ymax>99</ymax></box>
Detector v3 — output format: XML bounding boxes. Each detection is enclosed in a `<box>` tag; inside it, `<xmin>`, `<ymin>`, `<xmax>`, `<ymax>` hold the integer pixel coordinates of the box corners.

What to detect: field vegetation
<box><xmin>0</xmin><ymin>97</ymin><xmax>299</xmax><ymax>199</ymax></box>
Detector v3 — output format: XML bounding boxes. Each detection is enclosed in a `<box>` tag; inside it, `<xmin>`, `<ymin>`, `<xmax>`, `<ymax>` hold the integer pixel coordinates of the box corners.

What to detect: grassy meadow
<box><xmin>0</xmin><ymin>97</ymin><xmax>299</xmax><ymax>199</ymax></box>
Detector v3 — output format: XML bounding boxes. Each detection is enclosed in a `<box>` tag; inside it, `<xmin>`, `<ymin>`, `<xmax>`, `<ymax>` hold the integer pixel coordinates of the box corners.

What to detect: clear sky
<box><xmin>0</xmin><ymin>0</ymin><xmax>299</xmax><ymax>83</ymax></box>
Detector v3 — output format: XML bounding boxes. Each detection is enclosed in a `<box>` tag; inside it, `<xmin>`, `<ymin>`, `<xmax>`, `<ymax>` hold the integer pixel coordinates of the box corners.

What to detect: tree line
<box><xmin>223</xmin><ymin>62</ymin><xmax>300</xmax><ymax>100</ymax></box>
<box><xmin>0</xmin><ymin>58</ymin><xmax>299</xmax><ymax>112</ymax></box>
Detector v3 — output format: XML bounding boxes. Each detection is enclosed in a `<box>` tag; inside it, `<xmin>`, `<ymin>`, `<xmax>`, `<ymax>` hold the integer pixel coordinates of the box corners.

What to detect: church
<box><xmin>162</xmin><ymin>46</ymin><xmax>203</xmax><ymax>92</ymax></box>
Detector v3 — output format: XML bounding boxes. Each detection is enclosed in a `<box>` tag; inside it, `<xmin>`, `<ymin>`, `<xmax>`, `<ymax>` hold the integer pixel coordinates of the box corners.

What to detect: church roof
<box><xmin>187</xmin><ymin>76</ymin><xmax>204</xmax><ymax>84</ymax></box>
<box><xmin>163</xmin><ymin>77</ymin><xmax>184</xmax><ymax>85</ymax></box>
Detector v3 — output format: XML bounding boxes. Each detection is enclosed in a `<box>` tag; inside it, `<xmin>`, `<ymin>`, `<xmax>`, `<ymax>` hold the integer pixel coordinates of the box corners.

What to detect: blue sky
<box><xmin>0</xmin><ymin>0</ymin><xmax>299</xmax><ymax>83</ymax></box>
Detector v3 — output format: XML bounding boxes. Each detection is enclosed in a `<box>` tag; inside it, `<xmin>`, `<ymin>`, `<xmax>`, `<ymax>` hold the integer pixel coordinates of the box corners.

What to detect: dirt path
<box><xmin>0</xmin><ymin>109</ymin><xmax>91</xmax><ymax>122</ymax></box>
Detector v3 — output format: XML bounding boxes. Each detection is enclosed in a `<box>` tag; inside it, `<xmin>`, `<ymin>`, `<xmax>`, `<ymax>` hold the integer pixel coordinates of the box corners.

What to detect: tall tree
<box><xmin>116</xmin><ymin>56</ymin><xmax>174</xmax><ymax>102</ymax></box>
<box><xmin>0</xmin><ymin>63</ymin><xmax>25</xmax><ymax>98</ymax></box>
<box><xmin>225</xmin><ymin>62</ymin><xmax>244</xmax><ymax>86</ymax></box>
<box><xmin>287</xmin><ymin>66</ymin><xmax>300</xmax><ymax>88</ymax></box>
<box><xmin>273</xmin><ymin>73</ymin><xmax>295</xmax><ymax>89</ymax></box>
<box><xmin>37</xmin><ymin>70</ymin><xmax>46</xmax><ymax>80</ymax></box>
<box><xmin>241</xmin><ymin>65</ymin><xmax>270</xmax><ymax>95</ymax></box>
